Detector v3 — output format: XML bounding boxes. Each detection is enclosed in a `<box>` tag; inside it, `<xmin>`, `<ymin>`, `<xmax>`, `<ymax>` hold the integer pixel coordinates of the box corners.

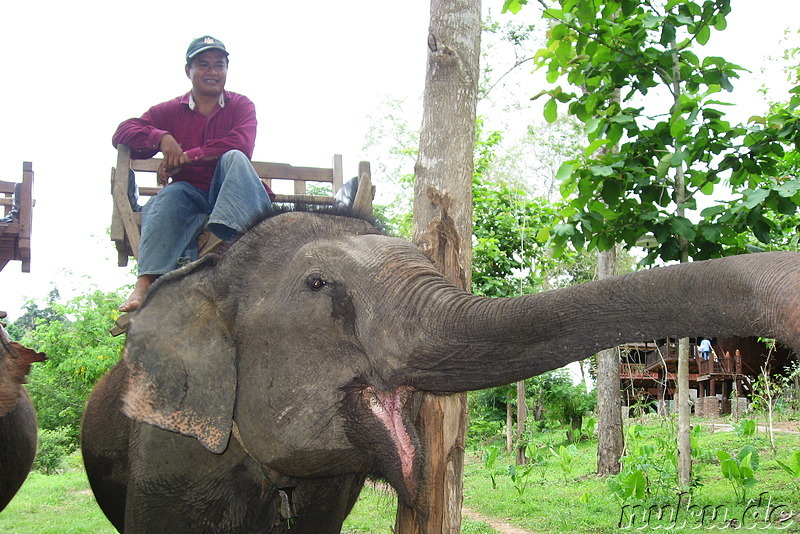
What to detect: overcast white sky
<box><xmin>0</xmin><ymin>0</ymin><xmax>797</xmax><ymax>320</ymax></box>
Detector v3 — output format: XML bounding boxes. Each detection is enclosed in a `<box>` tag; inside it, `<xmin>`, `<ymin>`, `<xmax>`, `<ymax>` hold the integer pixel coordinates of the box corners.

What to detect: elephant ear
<box><xmin>121</xmin><ymin>256</ymin><xmax>236</xmax><ymax>454</ymax></box>
<box><xmin>1</xmin><ymin>326</ymin><xmax>46</xmax><ymax>416</ymax></box>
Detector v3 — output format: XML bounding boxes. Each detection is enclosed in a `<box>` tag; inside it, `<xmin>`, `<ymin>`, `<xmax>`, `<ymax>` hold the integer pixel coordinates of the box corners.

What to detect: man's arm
<box><xmin>112</xmin><ymin>108</ymin><xmax>172</xmax><ymax>160</ymax></box>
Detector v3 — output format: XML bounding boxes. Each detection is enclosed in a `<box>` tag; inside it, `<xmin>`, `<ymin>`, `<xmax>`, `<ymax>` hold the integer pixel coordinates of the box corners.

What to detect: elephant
<box><xmin>0</xmin><ymin>324</ymin><xmax>44</xmax><ymax>512</ymax></box>
<box><xmin>81</xmin><ymin>209</ymin><xmax>800</xmax><ymax>533</ymax></box>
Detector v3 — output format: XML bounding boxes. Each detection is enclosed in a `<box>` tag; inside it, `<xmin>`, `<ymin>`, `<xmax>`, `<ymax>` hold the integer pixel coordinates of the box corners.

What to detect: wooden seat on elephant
<box><xmin>109</xmin><ymin>145</ymin><xmax>374</xmax><ymax>336</ymax></box>
<box><xmin>110</xmin><ymin>144</ymin><xmax>374</xmax><ymax>267</ymax></box>
<box><xmin>0</xmin><ymin>162</ymin><xmax>34</xmax><ymax>273</ymax></box>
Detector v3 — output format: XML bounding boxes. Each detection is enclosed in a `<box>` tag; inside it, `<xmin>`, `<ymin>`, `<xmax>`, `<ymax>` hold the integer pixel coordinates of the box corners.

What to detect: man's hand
<box><xmin>157</xmin><ymin>134</ymin><xmax>190</xmax><ymax>185</ymax></box>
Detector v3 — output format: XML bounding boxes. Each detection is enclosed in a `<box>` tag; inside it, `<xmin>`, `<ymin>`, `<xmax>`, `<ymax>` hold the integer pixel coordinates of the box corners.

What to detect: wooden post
<box><xmin>111</xmin><ymin>145</ymin><xmax>141</xmax><ymax>259</ymax></box>
<box><xmin>19</xmin><ymin>162</ymin><xmax>33</xmax><ymax>273</ymax></box>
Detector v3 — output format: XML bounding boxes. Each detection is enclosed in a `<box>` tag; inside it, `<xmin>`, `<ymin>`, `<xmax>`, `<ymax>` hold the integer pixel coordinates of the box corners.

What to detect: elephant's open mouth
<box><xmin>342</xmin><ymin>383</ymin><xmax>422</xmax><ymax>504</ymax></box>
<box><xmin>360</xmin><ymin>386</ymin><xmax>417</xmax><ymax>483</ymax></box>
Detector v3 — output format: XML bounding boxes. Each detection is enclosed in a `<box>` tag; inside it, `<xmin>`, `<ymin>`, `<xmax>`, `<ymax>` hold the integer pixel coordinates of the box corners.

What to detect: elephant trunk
<box><xmin>389</xmin><ymin>251</ymin><xmax>800</xmax><ymax>392</ymax></box>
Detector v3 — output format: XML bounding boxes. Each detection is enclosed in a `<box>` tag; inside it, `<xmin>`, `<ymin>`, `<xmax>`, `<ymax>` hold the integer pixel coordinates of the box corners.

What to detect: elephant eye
<box><xmin>307</xmin><ymin>275</ymin><xmax>327</xmax><ymax>291</ymax></box>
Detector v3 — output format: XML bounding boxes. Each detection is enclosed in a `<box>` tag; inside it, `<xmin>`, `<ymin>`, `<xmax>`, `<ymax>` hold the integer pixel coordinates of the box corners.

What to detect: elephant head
<box><xmin>1</xmin><ymin>324</ymin><xmax>45</xmax><ymax>417</ymax></box>
<box><xmin>121</xmin><ymin>210</ymin><xmax>800</xmax><ymax>506</ymax></box>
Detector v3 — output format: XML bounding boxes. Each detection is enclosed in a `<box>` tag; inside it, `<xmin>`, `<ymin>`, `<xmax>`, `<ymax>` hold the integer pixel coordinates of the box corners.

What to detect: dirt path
<box><xmin>706</xmin><ymin>420</ymin><xmax>800</xmax><ymax>434</ymax></box>
<box><xmin>461</xmin><ymin>507</ymin><xmax>539</xmax><ymax>534</ymax></box>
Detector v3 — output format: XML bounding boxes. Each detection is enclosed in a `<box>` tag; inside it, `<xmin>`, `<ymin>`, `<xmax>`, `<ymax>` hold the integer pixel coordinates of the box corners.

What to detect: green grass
<box><xmin>2</xmin><ymin>417</ymin><xmax>799</xmax><ymax>533</ymax></box>
<box><xmin>462</xmin><ymin>417</ymin><xmax>800</xmax><ymax>533</ymax></box>
<box><xmin>0</xmin><ymin>453</ymin><xmax>116</xmax><ymax>533</ymax></box>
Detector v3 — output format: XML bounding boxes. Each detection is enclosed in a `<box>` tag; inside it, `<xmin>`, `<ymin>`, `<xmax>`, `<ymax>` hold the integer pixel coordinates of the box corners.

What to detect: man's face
<box><xmin>186</xmin><ymin>50</ymin><xmax>228</xmax><ymax>99</ymax></box>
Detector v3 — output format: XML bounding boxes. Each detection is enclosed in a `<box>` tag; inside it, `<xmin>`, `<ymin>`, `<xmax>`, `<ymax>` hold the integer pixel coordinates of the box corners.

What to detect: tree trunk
<box><xmin>506</xmin><ymin>396</ymin><xmax>513</xmax><ymax>453</ymax></box>
<box><xmin>596</xmin><ymin>247</ymin><xmax>624</xmax><ymax>476</ymax></box>
<box><xmin>515</xmin><ymin>380</ymin><xmax>528</xmax><ymax>464</ymax></box>
<box><xmin>395</xmin><ymin>0</ymin><xmax>481</xmax><ymax>532</ymax></box>
<box><xmin>671</xmin><ymin>40</ymin><xmax>692</xmax><ymax>488</ymax></box>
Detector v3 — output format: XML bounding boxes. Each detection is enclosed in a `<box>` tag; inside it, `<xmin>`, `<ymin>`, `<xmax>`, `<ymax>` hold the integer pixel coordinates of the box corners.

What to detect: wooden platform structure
<box><xmin>619</xmin><ymin>336</ymin><xmax>794</xmax><ymax>417</ymax></box>
<box><xmin>110</xmin><ymin>144</ymin><xmax>374</xmax><ymax>267</ymax></box>
<box><xmin>0</xmin><ymin>162</ymin><xmax>34</xmax><ymax>273</ymax></box>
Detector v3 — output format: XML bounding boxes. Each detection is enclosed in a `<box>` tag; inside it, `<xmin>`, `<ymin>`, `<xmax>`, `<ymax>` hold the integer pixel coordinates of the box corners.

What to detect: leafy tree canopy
<box><xmin>503</xmin><ymin>0</ymin><xmax>800</xmax><ymax>264</ymax></box>
<box><xmin>15</xmin><ymin>289</ymin><xmax>126</xmax><ymax>448</ymax></box>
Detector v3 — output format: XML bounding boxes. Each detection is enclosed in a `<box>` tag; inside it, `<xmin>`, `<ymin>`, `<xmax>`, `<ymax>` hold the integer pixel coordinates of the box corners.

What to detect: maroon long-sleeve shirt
<box><xmin>112</xmin><ymin>91</ymin><xmax>257</xmax><ymax>191</ymax></box>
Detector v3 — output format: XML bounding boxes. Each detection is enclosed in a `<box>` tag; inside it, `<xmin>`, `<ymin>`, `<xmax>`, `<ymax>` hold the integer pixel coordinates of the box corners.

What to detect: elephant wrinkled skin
<box><xmin>81</xmin><ymin>210</ymin><xmax>800</xmax><ymax>533</ymax></box>
<box><xmin>0</xmin><ymin>325</ymin><xmax>44</xmax><ymax>512</ymax></box>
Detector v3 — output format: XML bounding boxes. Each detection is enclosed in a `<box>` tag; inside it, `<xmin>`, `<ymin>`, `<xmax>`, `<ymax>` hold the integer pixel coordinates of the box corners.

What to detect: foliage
<box><xmin>525</xmin><ymin>442</ymin><xmax>551</xmax><ymax>480</ymax></box>
<box><xmin>505</xmin><ymin>0</ymin><xmax>800</xmax><ymax>265</ymax></box>
<box><xmin>33</xmin><ymin>426</ymin><xmax>73</xmax><ymax>475</ymax></box>
<box><xmin>473</xmin><ymin>118</ymin><xmax>597</xmax><ymax>299</ymax></box>
<box><xmin>609</xmin><ymin>423</ymin><xmax>681</xmax><ymax>505</ymax></box>
<box><xmin>550</xmin><ymin>443</ymin><xmax>578</xmax><ymax>483</ymax></box>
<box><xmin>776</xmin><ymin>449</ymin><xmax>800</xmax><ymax>489</ymax></box>
<box><xmin>717</xmin><ymin>445</ymin><xmax>760</xmax><ymax>503</ymax></box>
<box><xmin>507</xmin><ymin>461</ymin><xmax>536</xmax><ymax>496</ymax></box>
<box><xmin>4</xmin><ymin>289</ymin><xmax>64</xmax><ymax>341</ymax></box>
<box><xmin>18</xmin><ymin>289</ymin><xmax>126</xmax><ymax>449</ymax></box>
<box><xmin>483</xmin><ymin>445</ymin><xmax>503</xmax><ymax>490</ymax></box>
<box><xmin>733</xmin><ymin>418</ymin><xmax>756</xmax><ymax>439</ymax></box>
<box><xmin>467</xmin><ymin>369</ymin><xmax>593</xmax><ymax>448</ymax></box>
<box><xmin>547</xmin><ymin>378</ymin><xmax>596</xmax><ymax>435</ymax></box>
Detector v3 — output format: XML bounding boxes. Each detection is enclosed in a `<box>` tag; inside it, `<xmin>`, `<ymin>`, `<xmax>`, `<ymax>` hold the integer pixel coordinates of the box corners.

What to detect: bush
<box><xmin>17</xmin><ymin>289</ymin><xmax>126</xmax><ymax>451</ymax></box>
<box><xmin>34</xmin><ymin>426</ymin><xmax>75</xmax><ymax>475</ymax></box>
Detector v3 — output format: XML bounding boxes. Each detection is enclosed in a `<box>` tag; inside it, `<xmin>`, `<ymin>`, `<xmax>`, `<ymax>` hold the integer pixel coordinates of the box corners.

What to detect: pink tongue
<box><xmin>368</xmin><ymin>389</ymin><xmax>415</xmax><ymax>485</ymax></box>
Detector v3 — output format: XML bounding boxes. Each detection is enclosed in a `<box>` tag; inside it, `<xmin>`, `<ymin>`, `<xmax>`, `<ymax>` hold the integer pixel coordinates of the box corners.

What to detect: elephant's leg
<box><xmin>0</xmin><ymin>389</ymin><xmax>37</xmax><ymax>512</ymax></box>
<box><xmin>283</xmin><ymin>473</ymin><xmax>367</xmax><ymax>534</ymax></box>
<box><xmin>124</xmin><ymin>422</ymin><xmax>282</xmax><ymax>533</ymax></box>
<box><xmin>80</xmin><ymin>363</ymin><xmax>130</xmax><ymax>532</ymax></box>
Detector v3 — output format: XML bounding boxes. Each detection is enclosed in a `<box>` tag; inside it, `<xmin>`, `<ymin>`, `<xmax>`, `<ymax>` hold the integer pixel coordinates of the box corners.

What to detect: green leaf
<box><xmin>550</xmin><ymin>24</ymin><xmax>569</xmax><ymax>40</ymax></box>
<box><xmin>542</xmin><ymin>7</ymin><xmax>566</xmax><ymax>20</ymax></box>
<box><xmin>670</xmin><ymin>117</ymin><xmax>687</xmax><ymax>139</ymax></box>
<box><xmin>589</xmin><ymin>165</ymin><xmax>615</xmax><ymax>177</ymax></box>
<box><xmin>699</xmin><ymin>223</ymin><xmax>721</xmax><ymax>243</ymax></box>
<box><xmin>660</xmin><ymin>22</ymin><xmax>676</xmax><ymax>46</ymax></box>
<box><xmin>589</xmin><ymin>200</ymin><xmax>620</xmax><ymax>220</ymax></box>
<box><xmin>552</xmin><ymin>223</ymin><xmax>576</xmax><ymax>237</ymax></box>
<box><xmin>535</xmin><ymin>227</ymin><xmax>550</xmax><ymax>243</ymax></box>
<box><xmin>556</xmin><ymin>163</ymin><xmax>575</xmax><ymax>183</ymax></box>
<box><xmin>502</xmin><ymin>0</ymin><xmax>527</xmax><ymax>14</ymax></box>
<box><xmin>544</xmin><ymin>98</ymin><xmax>558</xmax><ymax>123</ymax></box>
<box><xmin>656</xmin><ymin>153</ymin><xmax>672</xmax><ymax>179</ymax></box>
<box><xmin>752</xmin><ymin>217</ymin><xmax>772</xmax><ymax>244</ymax></box>
<box><xmin>671</xmin><ymin>150</ymin><xmax>689</xmax><ymax>166</ymax></box>
<box><xmin>670</xmin><ymin>216</ymin><xmax>696</xmax><ymax>240</ymax></box>
<box><xmin>584</xmin><ymin>138</ymin><xmax>612</xmax><ymax>157</ymax></box>
<box><xmin>584</xmin><ymin>118</ymin><xmax>601</xmax><ymax>135</ymax></box>
<box><xmin>695</xmin><ymin>24</ymin><xmax>711</xmax><ymax>45</ymax></box>
<box><xmin>742</xmin><ymin>189</ymin><xmax>770</xmax><ymax>209</ymax></box>
<box><xmin>630</xmin><ymin>469</ymin><xmax>647</xmax><ymax>500</ymax></box>
<box><xmin>777</xmin><ymin>180</ymin><xmax>800</xmax><ymax>198</ymax></box>
<box><xmin>721</xmin><ymin>457</ymin><xmax>739</xmax><ymax>479</ymax></box>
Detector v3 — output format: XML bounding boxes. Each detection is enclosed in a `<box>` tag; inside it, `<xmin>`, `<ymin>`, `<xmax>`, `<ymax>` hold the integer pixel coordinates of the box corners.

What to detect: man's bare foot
<box><xmin>119</xmin><ymin>275</ymin><xmax>158</xmax><ymax>312</ymax></box>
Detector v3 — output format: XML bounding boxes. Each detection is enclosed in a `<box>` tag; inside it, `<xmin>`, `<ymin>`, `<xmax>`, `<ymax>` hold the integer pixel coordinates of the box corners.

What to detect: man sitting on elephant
<box><xmin>113</xmin><ymin>35</ymin><xmax>272</xmax><ymax>312</ymax></box>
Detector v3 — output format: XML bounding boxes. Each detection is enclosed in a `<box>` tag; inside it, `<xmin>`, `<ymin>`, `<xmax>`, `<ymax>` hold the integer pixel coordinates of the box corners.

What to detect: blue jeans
<box><xmin>138</xmin><ymin>150</ymin><xmax>271</xmax><ymax>275</ymax></box>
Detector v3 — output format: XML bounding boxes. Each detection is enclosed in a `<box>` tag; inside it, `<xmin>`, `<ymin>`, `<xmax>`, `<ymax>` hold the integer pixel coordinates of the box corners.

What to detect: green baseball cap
<box><xmin>186</xmin><ymin>36</ymin><xmax>228</xmax><ymax>62</ymax></box>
